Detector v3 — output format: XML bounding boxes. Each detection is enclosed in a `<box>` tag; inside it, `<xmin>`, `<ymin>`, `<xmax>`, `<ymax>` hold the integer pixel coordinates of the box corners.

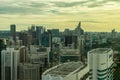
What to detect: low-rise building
<box><xmin>42</xmin><ymin>61</ymin><xmax>89</xmax><ymax>80</ymax></box>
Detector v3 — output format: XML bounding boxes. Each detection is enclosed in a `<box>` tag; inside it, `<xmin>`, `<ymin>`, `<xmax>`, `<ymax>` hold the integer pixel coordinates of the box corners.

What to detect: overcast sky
<box><xmin>0</xmin><ymin>0</ymin><xmax>120</xmax><ymax>32</ymax></box>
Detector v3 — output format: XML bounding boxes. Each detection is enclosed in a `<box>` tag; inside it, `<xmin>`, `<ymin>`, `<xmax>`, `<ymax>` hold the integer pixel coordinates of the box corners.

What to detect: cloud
<box><xmin>0</xmin><ymin>6</ymin><xmax>30</xmax><ymax>14</ymax></box>
<box><xmin>83</xmin><ymin>20</ymin><xmax>107</xmax><ymax>23</ymax></box>
<box><xmin>51</xmin><ymin>0</ymin><xmax>106</xmax><ymax>8</ymax></box>
<box><xmin>29</xmin><ymin>2</ymin><xmax>47</xmax><ymax>8</ymax></box>
<box><xmin>51</xmin><ymin>1</ymin><xmax>89</xmax><ymax>7</ymax></box>
<box><xmin>0</xmin><ymin>0</ymin><xmax>120</xmax><ymax>15</ymax></box>
<box><xmin>52</xmin><ymin>0</ymin><xmax>120</xmax><ymax>9</ymax></box>
<box><xmin>0</xmin><ymin>1</ymin><xmax>52</xmax><ymax>14</ymax></box>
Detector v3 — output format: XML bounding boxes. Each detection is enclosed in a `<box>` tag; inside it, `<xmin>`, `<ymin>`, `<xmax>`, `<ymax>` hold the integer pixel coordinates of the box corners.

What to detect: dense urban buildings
<box><xmin>0</xmin><ymin>22</ymin><xmax>119</xmax><ymax>80</ymax></box>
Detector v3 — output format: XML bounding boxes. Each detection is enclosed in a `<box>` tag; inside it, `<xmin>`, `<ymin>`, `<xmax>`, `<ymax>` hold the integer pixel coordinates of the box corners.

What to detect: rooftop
<box><xmin>60</xmin><ymin>49</ymin><xmax>79</xmax><ymax>55</ymax></box>
<box><xmin>89</xmin><ymin>48</ymin><xmax>112</xmax><ymax>54</ymax></box>
<box><xmin>43</xmin><ymin>61</ymin><xmax>85</xmax><ymax>77</ymax></box>
<box><xmin>19</xmin><ymin>63</ymin><xmax>39</xmax><ymax>69</ymax></box>
<box><xmin>28</xmin><ymin>53</ymin><xmax>48</xmax><ymax>59</ymax></box>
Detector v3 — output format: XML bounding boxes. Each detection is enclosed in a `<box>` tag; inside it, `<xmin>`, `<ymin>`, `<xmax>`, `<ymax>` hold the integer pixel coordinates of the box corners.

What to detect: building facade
<box><xmin>10</xmin><ymin>24</ymin><xmax>16</xmax><ymax>42</ymax></box>
<box><xmin>19</xmin><ymin>63</ymin><xmax>40</xmax><ymax>80</ymax></box>
<box><xmin>88</xmin><ymin>48</ymin><xmax>114</xmax><ymax>80</ymax></box>
<box><xmin>0</xmin><ymin>38</ymin><xmax>7</xmax><ymax>80</ymax></box>
<box><xmin>1</xmin><ymin>48</ymin><xmax>19</xmax><ymax>80</ymax></box>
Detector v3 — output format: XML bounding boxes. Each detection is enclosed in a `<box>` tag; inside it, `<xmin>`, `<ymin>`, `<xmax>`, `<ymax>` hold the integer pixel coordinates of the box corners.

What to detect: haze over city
<box><xmin>1</xmin><ymin>1</ymin><xmax>120</xmax><ymax>80</ymax></box>
<box><xmin>0</xmin><ymin>0</ymin><xmax>120</xmax><ymax>32</ymax></box>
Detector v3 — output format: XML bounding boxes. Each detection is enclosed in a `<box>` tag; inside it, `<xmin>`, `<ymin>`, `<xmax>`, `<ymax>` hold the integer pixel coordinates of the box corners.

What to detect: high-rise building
<box><xmin>64</xmin><ymin>36</ymin><xmax>77</xmax><ymax>48</ymax></box>
<box><xmin>63</xmin><ymin>29</ymin><xmax>71</xmax><ymax>36</ymax></box>
<box><xmin>51</xmin><ymin>29</ymin><xmax>59</xmax><ymax>37</ymax></box>
<box><xmin>19</xmin><ymin>63</ymin><xmax>40</xmax><ymax>80</ymax></box>
<box><xmin>111</xmin><ymin>29</ymin><xmax>116</xmax><ymax>39</ymax></box>
<box><xmin>41</xmin><ymin>30</ymin><xmax>52</xmax><ymax>48</ymax></box>
<box><xmin>19</xmin><ymin>31</ymin><xmax>27</xmax><ymax>46</ymax></box>
<box><xmin>10</xmin><ymin>24</ymin><xmax>16</xmax><ymax>42</ymax></box>
<box><xmin>19</xmin><ymin>31</ymin><xmax>32</xmax><ymax>47</ymax></box>
<box><xmin>78</xmin><ymin>35</ymin><xmax>85</xmax><ymax>60</ymax></box>
<box><xmin>36</xmin><ymin>26</ymin><xmax>43</xmax><ymax>45</ymax></box>
<box><xmin>1</xmin><ymin>48</ymin><xmax>19</xmax><ymax>80</ymax></box>
<box><xmin>0</xmin><ymin>38</ymin><xmax>6</xmax><ymax>80</ymax></box>
<box><xmin>74</xmin><ymin>21</ymin><xmax>84</xmax><ymax>36</ymax></box>
<box><xmin>20</xmin><ymin>46</ymin><xmax>26</xmax><ymax>63</ymax></box>
<box><xmin>88</xmin><ymin>48</ymin><xmax>114</xmax><ymax>80</ymax></box>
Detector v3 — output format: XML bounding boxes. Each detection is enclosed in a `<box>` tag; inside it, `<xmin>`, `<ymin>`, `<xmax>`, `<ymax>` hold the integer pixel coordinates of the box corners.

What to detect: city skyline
<box><xmin>0</xmin><ymin>0</ymin><xmax>120</xmax><ymax>32</ymax></box>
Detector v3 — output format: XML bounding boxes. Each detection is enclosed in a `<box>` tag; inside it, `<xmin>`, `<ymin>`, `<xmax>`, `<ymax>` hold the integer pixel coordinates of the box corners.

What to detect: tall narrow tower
<box><xmin>77</xmin><ymin>21</ymin><xmax>81</xmax><ymax>28</ymax></box>
<box><xmin>10</xmin><ymin>24</ymin><xmax>16</xmax><ymax>42</ymax></box>
<box><xmin>74</xmin><ymin>21</ymin><xmax>84</xmax><ymax>36</ymax></box>
<box><xmin>0</xmin><ymin>39</ymin><xmax>6</xmax><ymax>80</ymax></box>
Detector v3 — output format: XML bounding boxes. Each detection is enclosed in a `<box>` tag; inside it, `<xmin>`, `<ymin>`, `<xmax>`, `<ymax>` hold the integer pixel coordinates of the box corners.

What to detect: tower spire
<box><xmin>78</xmin><ymin>21</ymin><xmax>81</xmax><ymax>28</ymax></box>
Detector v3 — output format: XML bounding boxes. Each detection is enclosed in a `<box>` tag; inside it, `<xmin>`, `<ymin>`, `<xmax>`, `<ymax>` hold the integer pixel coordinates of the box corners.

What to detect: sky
<box><xmin>0</xmin><ymin>0</ymin><xmax>120</xmax><ymax>32</ymax></box>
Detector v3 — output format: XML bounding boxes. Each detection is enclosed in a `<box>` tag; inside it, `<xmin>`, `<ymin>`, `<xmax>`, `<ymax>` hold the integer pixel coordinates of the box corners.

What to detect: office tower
<box><xmin>19</xmin><ymin>31</ymin><xmax>32</xmax><ymax>47</ymax></box>
<box><xmin>74</xmin><ymin>21</ymin><xmax>84</xmax><ymax>36</ymax></box>
<box><xmin>51</xmin><ymin>29</ymin><xmax>59</xmax><ymax>37</ymax></box>
<box><xmin>41</xmin><ymin>30</ymin><xmax>52</xmax><ymax>48</ymax></box>
<box><xmin>111</xmin><ymin>29</ymin><xmax>116</xmax><ymax>39</ymax></box>
<box><xmin>63</xmin><ymin>29</ymin><xmax>72</xmax><ymax>36</ymax></box>
<box><xmin>20</xmin><ymin>46</ymin><xmax>26</xmax><ymax>63</ymax></box>
<box><xmin>78</xmin><ymin>35</ymin><xmax>85</xmax><ymax>60</ymax></box>
<box><xmin>0</xmin><ymin>39</ymin><xmax>6</xmax><ymax>80</ymax></box>
<box><xmin>19</xmin><ymin>32</ymin><xmax>27</xmax><ymax>46</ymax></box>
<box><xmin>64</xmin><ymin>36</ymin><xmax>77</xmax><ymax>48</ymax></box>
<box><xmin>88</xmin><ymin>48</ymin><xmax>114</xmax><ymax>80</ymax></box>
<box><xmin>1</xmin><ymin>48</ymin><xmax>19</xmax><ymax>80</ymax></box>
<box><xmin>36</xmin><ymin>26</ymin><xmax>43</xmax><ymax>45</ymax></box>
<box><xmin>19</xmin><ymin>63</ymin><xmax>40</xmax><ymax>80</ymax></box>
<box><xmin>27</xmin><ymin>34</ymin><xmax>32</xmax><ymax>48</ymax></box>
<box><xmin>31</xmin><ymin>25</ymin><xmax>35</xmax><ymax>32</ymax></box>
<box><xmin>10</xmin><ymin>24</ymin><xmax>16</xmax><ymax>42</ymax></box>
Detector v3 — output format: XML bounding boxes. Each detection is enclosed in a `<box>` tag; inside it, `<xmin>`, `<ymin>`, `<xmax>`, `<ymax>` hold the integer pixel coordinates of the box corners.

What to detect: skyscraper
<box><xmin>41</xmin><ymin>30</ymin><xmax>52</xmax><ymax>48</ymax></box>
<box><xmin>51</xmin><ymin>29</ymin><xmax>59</xmax><ymax>37</ymax></box>
<box><xmin>36</xmin><ymin>26</ymin><xmax>43</xmax><ymax>45</ymax></box>
<box><xmin>88</xmin><ymin>48</ymin><xmax>114</xmax><ymax>80</ymax></box>
<box><xmin>74</xmin><ymin>21</ymin><xmax>84</xmax><ymax>36</ymax></box>
<box><xmin>78</xmin><ymin>35</ymin><xmax>85</xmax><ymax>61</ymax></box>
<box><xmin>1</xmin><ymin>48</ymin><xmax>19</xmax><ymax>80</ymax></box>
<box><xmin>10</xmin><ymin>24</ymin><xmax>16</xmax><ymax>42</ymax></box>
<box><xmin>0</xmin><ymin>38</ymin><xmax>6</xmax><ymax>80</ymax></box>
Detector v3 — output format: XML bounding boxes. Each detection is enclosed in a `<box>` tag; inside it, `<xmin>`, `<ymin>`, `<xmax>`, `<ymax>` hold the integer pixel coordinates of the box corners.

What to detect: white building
<box><xmin>88</xmin><ymin>48</ymin><xmax>114</xmax><ymax>80</ymax></box>
<box><xmin>42</xmin><ymin>61</ymin><xmax>89</xmax><ymax>80</ymax></box>
<box><xmin>19</xmin><ymin>63</ymin><xmax>40</xmax><ymax>80</ymax></box>
<box><xmin>1</xmin><ymin>48</ymin><xmax>20</xmax><ymax>80</ymax></box>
